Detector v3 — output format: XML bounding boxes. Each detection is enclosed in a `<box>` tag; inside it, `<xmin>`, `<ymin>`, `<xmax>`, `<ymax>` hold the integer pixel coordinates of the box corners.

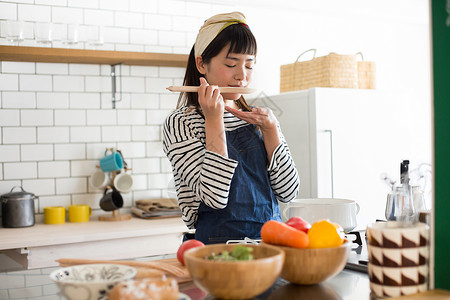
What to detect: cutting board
<box><xmin>56</xmin><ymin>257</ymin><xmax>191</xmax><ymax>283</ymax></box>
<box><xmin>388</xmin><ymin>289</ymin><xmax>450</xmax><ymax>299</ymax></box>
<box><xmin>158</xmin><ymin>258</ymin><xmax>188</xmax><ymax>272</ymax></box>
<box><xmin>148</xmin><ymin>258</ymin><xmax>191</xmax><ymax>283</ymax></box>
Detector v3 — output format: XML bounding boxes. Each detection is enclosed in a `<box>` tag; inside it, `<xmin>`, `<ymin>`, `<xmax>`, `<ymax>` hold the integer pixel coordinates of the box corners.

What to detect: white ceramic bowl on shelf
<box><xmin>49</xmin><ymin>264</ymin><xmax>136</xmax><ymax>300</ymax></box>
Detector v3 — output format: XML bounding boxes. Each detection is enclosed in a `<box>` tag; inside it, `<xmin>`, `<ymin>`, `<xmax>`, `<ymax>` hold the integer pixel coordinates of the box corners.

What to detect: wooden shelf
<box><xmin>0</xmin><ymin>45</ymin><xmax>188</xmax><ymax>67</ymax></box>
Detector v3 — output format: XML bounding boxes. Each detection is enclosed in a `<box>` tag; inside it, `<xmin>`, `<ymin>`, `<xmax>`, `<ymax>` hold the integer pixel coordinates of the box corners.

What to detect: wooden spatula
<box><xmin>56</xmin><ymin>258</ymin><xmax>188</xmax><ymax>278</ymax></box>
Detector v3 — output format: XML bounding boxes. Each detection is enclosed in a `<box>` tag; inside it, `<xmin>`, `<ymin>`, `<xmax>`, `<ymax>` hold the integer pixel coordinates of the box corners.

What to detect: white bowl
<box><xmin>50</xmin><ymin>264</ymin><xmax>136</xmax><ymax>300</ymax></box>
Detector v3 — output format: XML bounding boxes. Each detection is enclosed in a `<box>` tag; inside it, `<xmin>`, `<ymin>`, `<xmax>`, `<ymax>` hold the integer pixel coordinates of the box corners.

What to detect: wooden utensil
<box><xmin>56</xmin><ymin>258</ymin><xmax>190</xmax><ymax>281</ymax></box>
<box><xmin>167</xmin><ymin>86</ymin><xmax>256</xmax><ymax>94</ymax></box>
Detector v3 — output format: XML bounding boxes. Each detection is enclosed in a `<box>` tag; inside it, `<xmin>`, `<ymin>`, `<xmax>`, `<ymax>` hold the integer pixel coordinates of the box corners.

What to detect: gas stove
<box><xmin>345</xmin><ymin>230</ymin><xmax>369</xmax><ymax>273</ymax></box>
<box><xmin>225</xmin><ymin>231</ymin><xmax>370</xmax><ymax>273</ymax></box>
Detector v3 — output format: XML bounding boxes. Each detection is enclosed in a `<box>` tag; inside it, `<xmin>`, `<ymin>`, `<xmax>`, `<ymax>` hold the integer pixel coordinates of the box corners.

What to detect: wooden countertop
<box><xmin>0</xmin><ymin>216</ymin><xmax>187</xmax><ymax>250</ymax></box>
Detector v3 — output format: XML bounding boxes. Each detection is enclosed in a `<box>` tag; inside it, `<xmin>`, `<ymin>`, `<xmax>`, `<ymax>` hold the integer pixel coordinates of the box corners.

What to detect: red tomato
<box><xmin>286</xmin><ymin>217</ymin><xmax>311</xmax><ymax>233</ymax></box>
<box><xmin>176</xmin><ymin>239</ymin><xmax>205</xmax><ymax>265</ymax></box>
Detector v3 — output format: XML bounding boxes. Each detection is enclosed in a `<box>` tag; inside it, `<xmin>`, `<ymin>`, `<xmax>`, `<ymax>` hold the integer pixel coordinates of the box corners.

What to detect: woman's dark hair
<box><xmin>176</xmin><ymin>23</ymin><xmax>257</xmax><ymax>111</ymax></box>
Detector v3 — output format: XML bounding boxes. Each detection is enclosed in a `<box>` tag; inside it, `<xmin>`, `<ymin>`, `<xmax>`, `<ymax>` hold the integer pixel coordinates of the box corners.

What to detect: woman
<box><xmin>163</xmin><ymin>12</ymin><xmax>299</xmax><ymax>244</ymax></box>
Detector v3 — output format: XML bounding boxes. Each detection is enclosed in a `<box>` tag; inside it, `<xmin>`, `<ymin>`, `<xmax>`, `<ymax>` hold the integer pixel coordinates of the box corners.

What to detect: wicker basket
<box><xmin>280</xmin><ymin>50</ymin><xmax>369</xmax><ymax>93</ymax></box>
<box><xmin>356</xmin><ymin>52</ymin><xmax>376</xmax><ymax>89</ymax></box>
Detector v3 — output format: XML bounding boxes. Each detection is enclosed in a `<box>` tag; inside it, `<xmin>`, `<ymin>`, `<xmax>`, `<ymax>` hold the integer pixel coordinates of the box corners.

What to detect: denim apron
<box><xmin>195</xmin><ymin>124</ymin><xmax>282</xmax><ymax>244</ymax></box>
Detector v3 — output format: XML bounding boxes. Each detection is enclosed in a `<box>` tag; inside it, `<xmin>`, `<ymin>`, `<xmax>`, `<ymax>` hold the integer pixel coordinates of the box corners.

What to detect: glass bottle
<box><xmin>396</xmin><ymin>160</ymin><xmax>417</xmax><ymax>224</ymax></box>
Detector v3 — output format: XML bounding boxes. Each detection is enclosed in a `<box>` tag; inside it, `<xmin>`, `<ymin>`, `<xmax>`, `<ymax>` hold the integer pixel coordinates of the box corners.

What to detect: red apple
<box><xmin>286</xmin><ymin>216</ymin><xmax>311</xmax><ymax>233</ymax></box>
<box><xmin>176</xmin><ymin>239</ymin><xmax>205</xmax><ymax>265</ymax></box>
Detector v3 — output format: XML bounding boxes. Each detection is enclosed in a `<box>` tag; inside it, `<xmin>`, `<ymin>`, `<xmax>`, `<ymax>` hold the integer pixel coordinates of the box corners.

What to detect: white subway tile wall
<box><xmin>3</xmin><ymin>127</ymin><xmax>36</xmax><ymax>144</ymax></box>
<box><xmin>18</xmin><ymin>4</ymin><xmax>51</xmax><ymax>22</ymax></box>
<box><xmin>54</xmin><ymin>109</ymin><xmax>85</xmax><ymax>126</ymax></box>
<box><xmin>37</xmin><ymin>127</ymin><xmax>69</xmax><ymax>143</ymax></box>
<box><xmin>0</xmin><ymin>266</ymin><xmax>66</xmax><ymax>300</ymax></box>
<box><xmin>3</xmin><ymin>92</ymin><xmax>36</xmax><ymax>108</ymax></box>
<box><xmin>0</xmin><ymin>110</ymin><xmax>20</xmax><ymax>126</ymax></box>
<box><xmin>0</xmin><ymin>0</ymin><xmax>225</xmax><ymax>221</ymax></box>
<box><xmin>38</xmin><ymin>195</ymin><xmax>71</xmax><ymax>212</ymax></box>
<box><xmin>4</xmin><ymin>162</ymin><xmax>37</xmax><ymax>180</ymax></box>
<box><xmin>2</xmin><ymin>62</ymin><xmax>34</xmax><ymax>74</ymax></box>
<box><xmin>22</xmin><ymin>178</ymin><xmax>55</xmax><ymax>196</ymax></box>
<box><xmin>38</xmin><ymin>161</ymin><xmax>70</xmax><ymax>178</ymax></box>
<box><xmin>0</xmin><ymin>3</ymin><xmax>16</xmax><ymax>19</ymax></box>
<box><xmin>0</xmin><ymin>74</ymin><xmax>19</xmax><ymax>91</ymax></box>
<box><xmin>52</xmin><ymin>6</ymin><xmax>83</xmax><ymax>24</ymax></box>
<box><xmin>36</xmin><ymin>92</ymin><xmax>68</xmax><ymax>109</ymax></box>
<box><xmin>20</xmin><ymin>75</ymin><xmax>52</xmax><ymax>91</ymax></box>
<box><xmin>20</xmin><ymin>110</ymin><xmax>53</xmax><ymax>126</ymax></box>
<box><xmin>36</xmin><ymin>63</ymin><xmax>67</xmax><ymax>75</ymax></box>
<box><xmin>54</xmin><ymin>143</ymin><xmax>85</xmax><ymax>160</ymax></box>
<box><xmin>21</xmin><ymin>144</ymin><xmax>54</xmax><ymax>161</ymax></box>
<box><xmin>0</xmin><ymin>145</ymin><xmax>20</xmax><ymax>162</ymax></box>
<box><xmin>70</xmin><ymin>93</ymin><xmax>101</xmax><ymax>109</ymax></box>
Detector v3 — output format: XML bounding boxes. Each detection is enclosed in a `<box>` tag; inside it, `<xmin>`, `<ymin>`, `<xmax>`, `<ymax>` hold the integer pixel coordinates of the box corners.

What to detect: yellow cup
<box><xmin>68</xmin><ymin>205</ymin><xmax>92</xmax><ymax>223</ymax></box>
<box><xmin>44</xmin><ymin>206</ymin><xmax>66</xmax><ymax>224</ymax></box>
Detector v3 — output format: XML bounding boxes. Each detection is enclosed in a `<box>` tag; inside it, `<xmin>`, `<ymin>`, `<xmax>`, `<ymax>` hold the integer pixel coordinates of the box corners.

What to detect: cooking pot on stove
<box><xmin>1</xmin><ymin>186</ymin><xmax>37</xmax><ymax>228</ymax></box>
<box><xmin>281</xmin><ymin>198</ymin><xmax>360</xmax><ymax>232</ymax></box>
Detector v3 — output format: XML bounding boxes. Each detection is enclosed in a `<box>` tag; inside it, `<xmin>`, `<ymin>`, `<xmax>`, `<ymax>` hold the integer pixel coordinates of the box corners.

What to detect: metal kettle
<box><xmin>384</xmin><ymin>160</ymin><xmax>417</xmax><ymax>224</ymax></box>
<box><xmin>1</xmin><ymin>186</ymin><xmax>37</xmax><ymax>228</ymax></box>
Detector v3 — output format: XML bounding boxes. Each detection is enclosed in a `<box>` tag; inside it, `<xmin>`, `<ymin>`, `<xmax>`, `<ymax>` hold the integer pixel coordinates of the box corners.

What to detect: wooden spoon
<box><xmin>167</xmin><ymin>86</ymin><xmax>256</xmax><ymax>94</ymax></box>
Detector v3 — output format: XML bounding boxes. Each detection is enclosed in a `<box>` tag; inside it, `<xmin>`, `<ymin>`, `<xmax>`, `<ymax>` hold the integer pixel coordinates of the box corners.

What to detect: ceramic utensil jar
<box><xmin>1</xmin><ymin>186</ymin><xmax>37</xmax><ymax>228</ymax></box>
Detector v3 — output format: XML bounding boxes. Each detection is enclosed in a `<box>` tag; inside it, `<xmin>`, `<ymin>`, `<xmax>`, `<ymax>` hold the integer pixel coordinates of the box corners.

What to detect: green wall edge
<box><xmin>432</xmin><ymin>0</ymin><xmax>450</xmax><ymax>289</ymax></box>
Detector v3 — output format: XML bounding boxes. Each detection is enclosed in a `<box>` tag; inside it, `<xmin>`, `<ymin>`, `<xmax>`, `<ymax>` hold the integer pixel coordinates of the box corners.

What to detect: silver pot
<box><xmin>281</xmin><ymin>198</ymin><xmax>360</xmax><ymax>233</ymax></box>
<box><xmin>1</xmin><ymin>186</ymin><xmax>37</xmax><ymax>228</ymax></box>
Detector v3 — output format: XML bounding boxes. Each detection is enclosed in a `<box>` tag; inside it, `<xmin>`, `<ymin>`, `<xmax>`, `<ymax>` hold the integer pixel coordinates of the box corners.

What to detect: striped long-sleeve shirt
<box><xmin>163</xmin><ymin>106</ymin><xmax>300</xmax><ymax>229</ymax></box>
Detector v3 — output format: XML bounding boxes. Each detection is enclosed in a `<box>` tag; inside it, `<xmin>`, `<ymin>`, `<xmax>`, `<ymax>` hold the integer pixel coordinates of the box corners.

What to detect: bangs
<box><xmin>225</xmin><ymin>24</ymin><xmax>257</xmax><ymax>56</ymax></box>
<box><xmin>202</xmin><ymin>23</ymin><xmax>257</xmax><ymax>61</ymax></box>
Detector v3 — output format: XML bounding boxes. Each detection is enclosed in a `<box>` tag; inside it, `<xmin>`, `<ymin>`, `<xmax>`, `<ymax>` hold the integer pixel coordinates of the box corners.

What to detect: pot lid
<box><xmin>1</xmin><ymin>186</ymin><xmax>35</xmax><ymax>200</ymax></box>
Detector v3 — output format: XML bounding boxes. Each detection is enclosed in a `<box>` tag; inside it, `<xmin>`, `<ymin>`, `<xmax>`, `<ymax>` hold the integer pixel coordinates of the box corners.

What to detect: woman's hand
<box><xmin>198</xmin><ymin>77</ymin><xmax>224</xmax><ymax>120</ymax></box>
<box><xmin>199</xmin><ymin>77</ymin><xmax>228</xmax><ymax>157</ymax></box>
<box><xmin>225</xmin><ymin>106</ymin><xmax>277</xmax><ymax>133</ymax></box>
<box><xmin>225</xmin><ymin>105</ymin><xmax>281</xmax><ymax>162</ymax></box>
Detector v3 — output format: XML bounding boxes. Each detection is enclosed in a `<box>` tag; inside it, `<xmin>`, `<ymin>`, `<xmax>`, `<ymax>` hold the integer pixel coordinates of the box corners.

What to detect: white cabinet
<box><xmin>0</xmin><ymin>217</ymin><xmax>187</xmax><ymax>271</ymax></box>
<box><xmin>253</xmin><ymin>88</ymin><xmax>431</xmax><ymax>230</ymax></box>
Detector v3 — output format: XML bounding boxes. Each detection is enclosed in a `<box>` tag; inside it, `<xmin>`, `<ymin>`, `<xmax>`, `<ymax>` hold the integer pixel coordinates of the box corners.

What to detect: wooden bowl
<box><xmin>184</xmin><ymin>244</ymin><xmax>284</xmax><ymax>299</ymax></box>
<box><xmin>269</xmin><ymin>240</ymin><xmax>351</xmax><ymax>285</ymax></box>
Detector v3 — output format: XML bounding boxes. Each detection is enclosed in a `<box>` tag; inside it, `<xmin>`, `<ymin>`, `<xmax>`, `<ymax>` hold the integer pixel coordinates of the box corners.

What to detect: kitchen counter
<box><xmin>0</xmin><ymin>216</ymin><xmax>187</xmax><ymax>271</ymax></box>
<box><xmin>0</xmin><ymin>264</ymin><xmax>371</xmax><ymax>300</ymax></box>
<box><xmin>180</xmin><ymin>269</ymin><xmax>371</xmax><ymax>300</ymax></box>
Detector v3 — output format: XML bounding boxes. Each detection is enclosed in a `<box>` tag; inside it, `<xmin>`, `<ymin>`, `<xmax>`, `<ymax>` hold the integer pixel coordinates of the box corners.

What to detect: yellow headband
<box><xmin>194</xmin><ymin>11</ymin><xmax>247</xmax><ymax>58</ymax></box>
